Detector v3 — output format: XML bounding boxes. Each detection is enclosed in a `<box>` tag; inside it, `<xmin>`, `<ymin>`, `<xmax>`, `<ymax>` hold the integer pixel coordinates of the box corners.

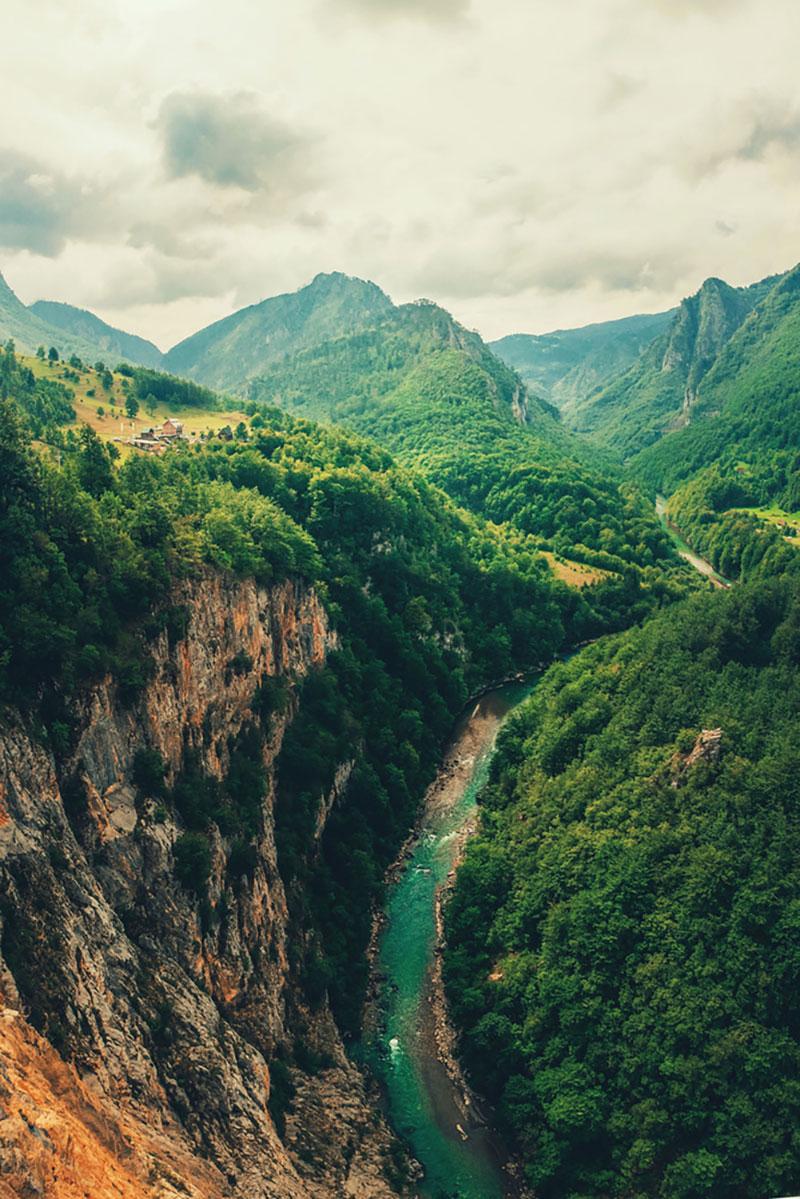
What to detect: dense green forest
<box><xmin>0</xmin><ymin>340</ymin><xmax>76</xmax><ymax>433</ymax></box>
<box><xmin>664</xmin><ymin>467</ymin><xmax>800</xmax><ymax>583</ymax></box>
<box><xmin>444</xmin><ymin>579</ymin><xmax>800</xmax><ymax>1198</ymax></box>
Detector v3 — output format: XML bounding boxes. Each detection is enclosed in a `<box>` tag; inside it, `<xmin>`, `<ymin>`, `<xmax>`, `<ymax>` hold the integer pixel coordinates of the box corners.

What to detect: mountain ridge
<box><xmin>570</xmin><ymin>271</ymin><xmax>781</xmax><ymax>457</ymax></box>
<box><xmin>30</xmin><ymin>300</ymin><xmax>164</xmax><ymax>368</ymax></box>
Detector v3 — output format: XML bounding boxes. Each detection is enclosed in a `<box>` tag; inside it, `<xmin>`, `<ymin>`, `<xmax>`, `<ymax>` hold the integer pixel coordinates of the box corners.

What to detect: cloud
<box><xmin>156</xmin><ymin>90</ymin><xmax>317</xmax><ymax>197</ymax></box>
<box><xmin>327</xmin><ymin>0</ymin><xmax>469</xmax><ymax>23</ymax></box>
<box><xmin>683</xmin><ymin>98</ymin><xmax>800</xmax><ymax>178</ymax></box>
<box><xmin>639</xmin><ymin>0</ymin><xmax>748</xmax><ymax>14</ymax></box>
<box><xmin>0</xmin><ymin>150</ymin><xmax>113</xmax><ymax>256</ymax></box>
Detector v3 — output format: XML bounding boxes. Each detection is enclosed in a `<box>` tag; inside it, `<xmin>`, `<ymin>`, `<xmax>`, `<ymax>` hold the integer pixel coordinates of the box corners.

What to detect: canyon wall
<box><xmin>0</xmin><ymin>572</ymin><xmax>408</xmax><ymax>1199</ymax></box>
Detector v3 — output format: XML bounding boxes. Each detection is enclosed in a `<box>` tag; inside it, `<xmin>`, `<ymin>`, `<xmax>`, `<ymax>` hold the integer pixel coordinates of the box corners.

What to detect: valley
<box><xmin>1</xmin><ymin>255</ymin><xmax>799</xmax><ymax>1199</ymax></box>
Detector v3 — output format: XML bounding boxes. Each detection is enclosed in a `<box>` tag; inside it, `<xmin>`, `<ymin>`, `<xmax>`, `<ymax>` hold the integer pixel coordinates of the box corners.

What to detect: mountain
<box><xmin>247</xmin><ymin>297</ymin><xmax>682</xmax><ymax>595</ymax></box>
<box><xmin>0</xmin><ymin>270</ymin><xmax>147</xmax><ymax>365</ymax></box>
<box><xmin>570</xmin><ymin>273</ymin><xmax>779</xmax><ymax>458</ymax></box>
<box><xmin>30</xmin><ymin>300</ymin><xmax>164</xmax><ymax>368</ymax></box>
<box><xmin>626</xmin><ymin>266</ymin><xmax>800</xmax><ymax>582</ymax></box>
<box><xmin>163</xmin><ymin>271</ymin><xmax>395</xmax><ymax>391</ymax></box>
<box><xmin>633</xmin><ymin>265</ymin><xmax>800</xmax><ymax>490</ymax></box>
<box><xmin>490</xmin><ymin>308</ymin><xmax>674</xmax><ymax>415</ymax></box>
<box><xmin>0</xmin><ymin>271</ymin><xmax>101</xmax><ymax>360</ymax></box>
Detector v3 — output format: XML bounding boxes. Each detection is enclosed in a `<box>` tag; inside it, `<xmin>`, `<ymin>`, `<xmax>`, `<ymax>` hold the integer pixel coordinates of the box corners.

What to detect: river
<box><xmin>655</xmin><ymin>494</ymin><xmax>731</xmax><ymax>588</ymax></box>
<box><xmin>367</xmin><ymin>681</ymin><xmax>533</xmax><ymax>1199</ymax></box>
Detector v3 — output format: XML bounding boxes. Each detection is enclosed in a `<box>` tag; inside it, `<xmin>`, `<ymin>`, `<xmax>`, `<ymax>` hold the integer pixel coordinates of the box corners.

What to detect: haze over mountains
<box><xmin>30</xmin><ymin>300</ymin><xmax>164</xmax><ymax>369</ymax></box>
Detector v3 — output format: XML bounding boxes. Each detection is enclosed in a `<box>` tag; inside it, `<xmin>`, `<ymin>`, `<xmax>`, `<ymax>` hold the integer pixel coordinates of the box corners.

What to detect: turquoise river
<box><xmin>368</xmin><ymin>681</ymin><xmax>533</xmax><ymax>1199</ymax></box>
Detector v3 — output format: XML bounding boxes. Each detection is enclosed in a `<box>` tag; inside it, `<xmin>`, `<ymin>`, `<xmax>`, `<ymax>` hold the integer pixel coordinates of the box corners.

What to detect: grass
<box><xmin>540</xmin><ymin>551</ymin><xmax>614</xmax><ymax>589</ymax></box>
<box><xmin>24</xmin><ymin>354</ymin><xmax>249</xmax><ymax>452</ymax></box>
<box><xmin>728</xmin><ymin>503</ymin><xmax>800</xmax><ymax>540</ymax></box>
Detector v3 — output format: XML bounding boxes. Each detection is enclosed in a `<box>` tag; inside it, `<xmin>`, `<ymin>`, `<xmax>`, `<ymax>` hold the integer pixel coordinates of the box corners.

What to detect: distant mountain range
<box><xmin>0</xmin><ymin>273</ymin><xmax>114</xmax><ymax>363</ymax></box>
<box><xmin>490</xmin><ymin>309</ymin><xmax>675</xmax><ymax>414</ymax></box>
<box><xmin>4</xmin><ymin>261</ymin><xmax>799</xmax><ymax>507</ymax></box>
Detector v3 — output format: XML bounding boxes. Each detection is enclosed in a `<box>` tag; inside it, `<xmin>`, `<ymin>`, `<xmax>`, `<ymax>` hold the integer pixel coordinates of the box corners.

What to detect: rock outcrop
<box><xmin>0</xmin><ymin>571</ymin><xmax>407</xmax><ymax>1198</ymax></box>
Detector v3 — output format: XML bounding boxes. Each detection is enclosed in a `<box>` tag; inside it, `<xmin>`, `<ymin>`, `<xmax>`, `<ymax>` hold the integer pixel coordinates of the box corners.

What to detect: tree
<box><xmin>36</xmin><ymin>346</ymin><xmax>45</xmax><ymax>360</ymax></box>
<box><xmin>125</xmin><ymin>394</ymin><xmax>140</xmax><ymax>420</ymax></box>
<box><xmin>174</xmin><ymin>832</ymin><xmax>212</xmax><ymax>896</ymax></box>
<box><xmin>76</xmin><ymin>425</ymin><xmax>113</xmax><ymax>498</ymax></box>
<box><xmin>47</xmin><ymin>346</ymin><xmax>60</xmax><ymax>363</ymax></box>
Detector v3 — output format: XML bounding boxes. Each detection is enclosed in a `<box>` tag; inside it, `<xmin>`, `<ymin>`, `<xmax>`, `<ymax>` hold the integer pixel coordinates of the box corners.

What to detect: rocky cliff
<box><xmin>0</xmin><ymin>572</ymin><xmax>408</xmax><ymax>1199</ymax></box>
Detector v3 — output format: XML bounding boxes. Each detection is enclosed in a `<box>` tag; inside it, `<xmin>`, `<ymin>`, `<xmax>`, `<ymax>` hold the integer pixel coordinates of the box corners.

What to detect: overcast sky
<box><xmin>2</xmin><ymin>0</ymin><xmax>799</xmax><ymax>348</ymax></box>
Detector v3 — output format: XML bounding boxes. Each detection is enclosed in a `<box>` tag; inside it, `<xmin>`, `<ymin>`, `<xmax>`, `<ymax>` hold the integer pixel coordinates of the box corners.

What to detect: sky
<box><xmin>2</xmin><ymin>0</ymin><xmax>800</xmax><ymax>349</ymax></box>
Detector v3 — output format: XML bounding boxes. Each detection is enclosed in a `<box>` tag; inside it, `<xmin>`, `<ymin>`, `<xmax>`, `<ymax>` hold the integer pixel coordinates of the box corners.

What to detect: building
<box><xmin>160</xmin><ymin>417</ymin><xmax>184</xmax><ymax>439</ymax></box>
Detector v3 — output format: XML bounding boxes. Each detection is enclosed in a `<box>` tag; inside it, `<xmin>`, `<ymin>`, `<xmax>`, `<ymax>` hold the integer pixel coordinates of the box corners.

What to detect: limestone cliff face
<box><xmin>0</xmin><ymin>572</ymin><xmax>406</xmax><ymax>1199</ymax></box>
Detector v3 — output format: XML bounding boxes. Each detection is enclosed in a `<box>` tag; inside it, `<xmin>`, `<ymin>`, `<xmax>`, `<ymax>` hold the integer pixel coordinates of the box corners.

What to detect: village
<box><xmin>113</xmin><ymin>416</ymin><xmax>235</xmax><ymax>453</ymax></box>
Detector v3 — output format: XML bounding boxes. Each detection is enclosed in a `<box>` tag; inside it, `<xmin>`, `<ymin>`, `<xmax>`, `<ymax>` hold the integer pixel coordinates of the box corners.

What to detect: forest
<box><xmin>444</xmin><ymin>578</ymin><xmax>800</xmax><ymax>1199</ymax></box>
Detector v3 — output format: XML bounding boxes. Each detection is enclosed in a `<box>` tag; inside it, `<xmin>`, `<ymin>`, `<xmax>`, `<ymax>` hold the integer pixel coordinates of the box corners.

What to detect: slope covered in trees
<box><xmin>445</xmin><ymin>578</ymin><xmax>800</xmax><ymax>1198</ymax></box>
<box><xmin>164</xmin><ymin>271</ymin><xmax>394</xmax><ymax>392</ymax></box>
<box><xmin>568</xmin><ymin>274</ymin><xmax>777</xmax><ymax>459</ymax></box>
<box><xmin>247</xmin><ymin>300</ymin><xmax>682</xmax><ymax>603</ymax></box>
<box><xmin>490</xmin><ymin>308</ymin><xmax>674</xmax><ymax>415</ymax></box>
<box><xmin>633</xmin><ymin>265</ymin><xmax>800</xmax><ymax>495</ymax></box>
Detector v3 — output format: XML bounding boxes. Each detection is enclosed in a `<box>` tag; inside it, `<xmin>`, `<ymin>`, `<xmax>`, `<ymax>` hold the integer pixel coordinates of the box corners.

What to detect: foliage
<box><xmin>0</xmin><ymin>397</ymin><xmax>320</xmax><ymax>708</ymax></box>
<box><xmin>173</xmin><ymin>831</ymin><xmax>212</xmax><ymax>895</ymax></box>
<box><xmin>0</xmin><ymin>343</ymin><xmax>75</xmax><ymax>434</ymax></box>
<box><xmin>131</xmin><ymin>366</ymin><xmax>222</xmax><ymax>412</ymax></box>
<box><xmin>666</xmin><ymin>467</ymin><xmax>800</xmax><ymax>582</ymax></box>
<box><xmin>445</xmin><ymin>578</ymin><xmax>800</xmax><ymax>1198</ymax></box>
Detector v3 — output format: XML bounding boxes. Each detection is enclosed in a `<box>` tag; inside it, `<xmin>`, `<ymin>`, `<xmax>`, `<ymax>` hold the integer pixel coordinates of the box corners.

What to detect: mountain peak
<box><xmin>164</xmin><ymin>271</ymin><xmax>395</xmax><ymax>392</ymax></box>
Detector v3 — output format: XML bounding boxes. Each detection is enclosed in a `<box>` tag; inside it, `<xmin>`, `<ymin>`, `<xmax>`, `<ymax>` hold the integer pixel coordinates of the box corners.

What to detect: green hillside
<box><xmin>634</xmin><ymin>266</ymin><xmax>800</xmax><ymax>493</ymax></box>
<box><xmin>0</xmin><ymin>270</ymin><xmax>153</xmax><ymax>366</ymax></box>
<box><xmin>571</xmin><ymin>274</ymin><xmax>777</xmax><ymax>458</ymax></box>
<box><xmin>163</xmin><ymin>271</ymin><xmax>394</xmax><ymax>391</ymax></box>
<box><xmin>491</xmin><ymin>309</ymin><xmax>674</xmax><ymax>415</ymax></box>
<box><xmin>30</xmin><ymin>300</ymin><xmax>164</xmax><ymax>368</ymax></box>
<box><xmin>445</xmin><ymin>576</ymin><xmax>800</xmax><ymax>1198</ymax></box>
<box><xmin>248</xmin><ymin>299</ymin><xmax>680</xmax><ymax>598</ymax></box>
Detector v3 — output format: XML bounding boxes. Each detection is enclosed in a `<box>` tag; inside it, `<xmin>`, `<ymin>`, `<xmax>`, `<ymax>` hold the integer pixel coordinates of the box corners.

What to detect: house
<box><xmin>131</xmin><ymin>435</ymin><xmax>162</xmax><ymax>453</ymax></box>
<box><xmin>161</xmin><ymin>417</ymin><xmax>184</xmax><ymax>439</ymax></box>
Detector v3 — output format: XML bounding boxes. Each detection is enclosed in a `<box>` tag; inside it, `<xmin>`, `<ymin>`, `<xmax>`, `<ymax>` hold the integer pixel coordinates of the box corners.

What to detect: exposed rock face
<box><xmin>671</xmin><ymin>728</ymin><xmax>724</xmax><ymax>787</ymax></box>
<box><xmin>0</xmin><ymin>572</ymin><xmax>407</xmax><ymax>1199</ymax></box>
